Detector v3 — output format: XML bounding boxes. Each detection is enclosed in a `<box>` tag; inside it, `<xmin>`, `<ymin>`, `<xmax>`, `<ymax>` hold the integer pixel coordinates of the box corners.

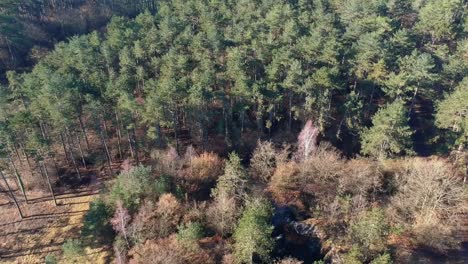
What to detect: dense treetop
<box><xmin>0</xmin><ymin>0</ymin><xmax>467</xmax><ymax>159</ymax></box>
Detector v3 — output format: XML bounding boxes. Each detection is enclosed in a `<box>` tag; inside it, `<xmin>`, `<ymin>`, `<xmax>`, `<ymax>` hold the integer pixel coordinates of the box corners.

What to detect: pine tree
<box><xmin>233</xmin><ymin>198</ymin><xmax>274</xmax><ymax>264</ymax></box>
<box><xmin>361</xmin><ymin>100</ymin><xmax>413</xmax><ymax>158</ymax></box>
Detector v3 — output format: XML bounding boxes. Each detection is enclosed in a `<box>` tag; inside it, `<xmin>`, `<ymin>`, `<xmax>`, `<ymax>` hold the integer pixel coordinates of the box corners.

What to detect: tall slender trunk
<box><xmin>38</xmin><ymin>159</ymin><xmax>47</xmax><ymax>184</ymax></box>
<box><xmin>41</xmin><ymin>162</ymin><xmax>57</xmax><ymax>206</ymax></box>
<box><xmin>100</xmin><ymin>126</ymin><xmax>113</xmax><ymax>176</ymax></box>
<box><xmin>60</xmin><ymin>132</ymin><xmax>70</xmax><ymax>164</ymax></box>
<box><xmin>132</xmin><ymin>127</ymin><xmax>140</xmax><ymax>164</ymax></box>
<box><xmin>39</xmin><ymin>120</ymin><xmax>47</xmax><ymax>140</ymax></box>
<box><xmin>9</xmin><ymin>154</ymin><xmax>27</xmax><ymax>204</ymax></box>
<box><xmin>50</xmin><ymin>154</ymin><xmax>60</xmax><ymax>178</ymax></box>
<box><xmin>126</xmin><ymin>129</ymin><xmax>135</xmax><ymax>159</ymax></box>
<box><xmin>173</xmin><ymin>109</ymin><xmax>179</xmax><ymax>154</ymax></box>
<box><xmin>101</xmin><ymin>119</ymin><xmax>113</xmax><ymax>163</ymax></box>
<box><xmin>79</xmin><ymin>115</ymin><xmax>90</xmax><ymax>150</ymax></box>
<box><xmin>240</xmin><ymin>108</ymin><xmax>245</xmax><ymax>136</ymax></box>
<box><xmin>288</xmin><ymin>90</ymin><xmax>293</xmax><ymax>132</ymax></box>
<box><xmin>12</xmin><ymin>143</ymin><xmax>22</xmax><ymax>165</ymax></box>
<box><xmin>130</xmin><ymin>112</ymin><xmax>140</xmax><ymax>163</ymax></box>
<box><xmin>156</xmin><ymin>121</ymin><xmax>163</xmax><ymax>148</ymax></box>
<box><xmin>76</xmin><ymin>134</ymin><xmax>87</xmax><ymax>169</ymax></box>
<box><xmin>66</xmin><ymin>128</ymin><xmax>82</xmax><ymax>180</ymax></box>
<box><xmin>409</xmin><ymin>86</ymin><xmax>419</xmax><ymax>116</ymax></box>
<box><xmin>20</xmin><ymin>143</ymin><xmax>34</xmax><ymax>176</ymax></box>
<box><xmin>115</xmin><ymin>110</ymin><xmax>123</xmax><ymax>159</ymax></box>
<box><xmin>0</xmin><ymin>170</ymin><xmax>23</xmax><ymax>219</ymax></box>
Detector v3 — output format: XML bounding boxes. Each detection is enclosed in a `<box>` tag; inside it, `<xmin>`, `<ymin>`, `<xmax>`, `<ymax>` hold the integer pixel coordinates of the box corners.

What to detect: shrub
<box><xmin>114</xmin><ymin>235</ymin><xmax>128</xmax><ymax>264</ymax></box>
<box><xmin>189</xmin><ymin>152</ymin><xmax>223</xmax><ymax>182</ymax></box>
<box><xmin>390</xmin><ymin>159</ymin><xmax>466</xmax><ymax>252</ymax></box>
<box><xmin>212</xmin><ymin>152</ymin><xmax>247</xmax><ymax>199</ymax></box>
<box><xmin>109</xmin><ymin>165</ymin><xmax>153</xmax><ymax>209</ymax></box>
<box><xmin>154</xmin><ymin>193</ymin><xmax>182</xmax><ymax>235</ymax></box>
<box><xmin>338</xmin><ymin>160</ymin><xmax>383</xmax><ymax>209</ymax></box>
<box><xmin>81</xmin><ymin>198</ymin><xmax>114</xmax><ymax>243</ymax></box>
<box><xmin>177</xmin><ymin>222</ymin><xmax>204</xmax><ymax>249</ymax></box>
<box><xmin>154</xmin><ymin>174</ymin><xmax>172</xmax><ymax>196</ymax></box>
<box><xmin>130</xmin><ymin>194</ymin><xmax>183</xmax><ymax>243</ymax></box>
<box><xmin>269</xmin><ymin>162</ymin><xmax>300</xmax><ymax>191</ymax></box>
<box><xmin>370</xmin><ymin>253</ymin><xmax>392</xmax><ymax>264</ymax></box>
<box><xmin>350</xmin><ymin>208</ymin><xmax>389</xmax><ymax>259</ymax></box>
<box><xmin>62</xmin><ymin>239</ymin><xmax>84</xmax><ymax>261</ymax></box>
<box><xmin>250</xmin><ymin>140</ymin><xmax>277</xmax><ymax>182</ymax></box>
<box><xmin>129</xmin><ymin>237</ymin><xmax>185</xmax><ymax>264</ymax></box>
<box><xmin>129</xmin><ymin>236</ymin><xmax>215</xmax><ymax>264</ymax></box>
<box><xmin>342</xmin><ymin>245</ymin><xmax>363</xmax><ymax>264</ymax></box>
<box><xmin>301</xmin><ymin>142</ymin><xmax>344</xmax><ymax>183</ymax></box>
<box><xmin>207</xmin><ymin>191</ymin><xmax>240</xmax><ymax>236</ymax></box>
<box><xmin>45</xmin><ymin>254</ymin><xmax>57</xmax><ymax>264</ymax></box>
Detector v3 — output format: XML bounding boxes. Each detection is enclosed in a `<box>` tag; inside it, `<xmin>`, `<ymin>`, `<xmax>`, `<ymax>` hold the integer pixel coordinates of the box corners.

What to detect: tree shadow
<box><xmin>0</xmin><ymin>242</ymin><xmax>62</xmax><ymax>259</ymax></box>
<box><xmin>0</xmin><ymin>222</ymin><xmax>73</xmax><ymax>237</ymax></box>
<box><xmin>25</xmin><ymin>210</ymin><xmax>89</xmax><ymax>219</ymax></box>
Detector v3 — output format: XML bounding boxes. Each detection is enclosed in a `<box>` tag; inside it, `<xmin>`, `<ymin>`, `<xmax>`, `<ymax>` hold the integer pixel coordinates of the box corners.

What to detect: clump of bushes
<box><xmin>62</xmin><ymin>239</ymin><xmax>85</xmax><ymax>262</ymax></box>
<box><xmin>109</xmin><ymin>165</ymin><xmax>152</xmax><ymax>208</ymax></box>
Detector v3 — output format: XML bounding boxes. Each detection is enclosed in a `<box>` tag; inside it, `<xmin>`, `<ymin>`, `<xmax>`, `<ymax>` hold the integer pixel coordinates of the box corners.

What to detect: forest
<box><xmin>0</xmin><ymin>0</ymin><xmax>467</xmax><ymax>263</ymax></box>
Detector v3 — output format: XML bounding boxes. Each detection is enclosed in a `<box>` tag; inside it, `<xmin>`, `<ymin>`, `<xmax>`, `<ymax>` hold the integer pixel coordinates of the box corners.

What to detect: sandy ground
<box><xmin>0</xmin><ymin>171</ymin><xmax>110</xmax><ymax>263</ymax></box>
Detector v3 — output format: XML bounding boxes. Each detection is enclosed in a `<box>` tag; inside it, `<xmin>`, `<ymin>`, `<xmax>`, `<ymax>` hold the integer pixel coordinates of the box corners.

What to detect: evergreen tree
<box><xmin>436</xmin><ymin>78</ymin><xmax>468</xmax><ymax>149</ymax></box>
<box><xmin>233</xmin><ymin>198</ymin><xmax>274</xmax><ymax>264</ymax></box>
<box><xmin>361</xmin><ymin>100</ymin><xmax>413</xmax><ymax>158</ymax></box>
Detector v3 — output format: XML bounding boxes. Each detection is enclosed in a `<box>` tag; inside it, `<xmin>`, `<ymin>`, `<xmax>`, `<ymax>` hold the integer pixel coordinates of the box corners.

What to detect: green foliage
<box><xmin>212</xmin><ymin>152</ymin><xmax>247</xmax><ymax>199</ymax></box>
<box><xmin>342</xmin><ymin>245</ymin><xmax>364</xmax><ymax>264</ymax></box>
<box><xmin>61</xmin><ymin>239</ymin><xmax>85</xmax><ymax>260</ymax></box>
<box><xmin>370</xmin><ymin>253</ymin><xmax>393</xmax><ymax>264</ymax></box>
<box><xmin>350</xmin><ymin>208</ymin><xmax>390</xmax><ymax>258</ymax></box>
<box><xmin>109</xmin><ymin>165</ymin><xmax>154</xmax><ymax>209</ymax></box>
<box><xmin>177</xmin><ymin>222</ymin><xmax>204</xmax><ymax>249</ymax></box>
<box><xmin>415</xmin><ymin>0</ymin><xmax>463</xmax><ymax>42</ymax></box>
<box><xmin>361</xmin><ymin>100</ymin><xmax>413</xmax><ymax>158</ymax></box>
<box><xmin>81</xmin><ymin>198</ymin><xmax>114</xmax><ymax>243</ymax></box>
<box><xmin>154</xmin><ymin>174</ymin><xmax>172</xmax><ymax>196</ymax></box>
<box><xmin>44</xmin><ymin>254</ymin><xmax>57</xmax><ymax>264</ymax></box>
<box><xmin>436</xmin><ymin>78</ymin><xmax>468</xmax><ymax>147</ymax></box>
<box><xmin>233</xmin><ymin>198</ymin><xmax>275</xmax><ymax>264</ymax></box>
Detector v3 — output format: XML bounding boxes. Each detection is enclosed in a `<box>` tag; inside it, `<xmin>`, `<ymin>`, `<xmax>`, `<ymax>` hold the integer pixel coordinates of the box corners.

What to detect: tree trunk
<box><xmin>76</xmin><ymin>134</ymin><xmax>87</xmax><ymax>169</ymax></box>
<box><xmin>12</xmin><ymin>143</ymin><xmax>22</xmax><ymax>165</ymax></box>
<box><xmin>0</xmin><ymin>170</ymin><xmax>23</xmax><ymax>219</ymax></box>
<box><xmin>288</xmin><ymin>90</ymin><xmax>293</xmax><ymax>132</ymax></box>
<box><xmin>60</xmin><ymin>132</ymin><xmax>70</xmax><ymax>165</ymax></box>
<box><xmin>9</xmin><ymin>155</ymin><xmax>28</xmax><ymax>204</ymax></box>
<box><xmin>173</xmin><ymin>109</ymin><xmax>180</xmax><ymax>155</ymax></box>
<box><xmin>41</xmin><ymin>162</ymin><xmax>57</xmax><ymax>206</ymax></box>
<box><xmin>66</xmin><ymin>128</ymin><xmax>82</xmax><ymax>179</ymax></box>
<box><xmin>101</xmin><ymin>119</ymin><xmax>113</xmax><ymax>163</ymax></box>
<box><xmin>100</xmin><ymin>126</ymin><xmax>113</xmax><ymax>176</ymax></box>
<box><xmin>131</xmin><ymin>123</ymin><xmax>140</xmax><ymax>164</ymax></box>
<box><xmin>39</xmin><ymin>120</ymin><xmax>47</xmax><ymax>140</ymax></box>
<box><xmin>156</xmin><ymin>121</ymin><xmax>163</xmax><ymax>148</ymax></box>
<box><xmin>409</xmin><ymin>86</ymin><xmax>419</xmax><ymax>116</ymax></box>
<box><xmin>79</xmin><ymin>115</ymin><xmax>90</xmax><ymax>150</ymax></box>
<box><xmin>115</xmin><ymin>110</ymin><xmax>123</xmax><ymax>159</ymax></box>
<box><xmin>132</xmin><ymin>129</ymin><xmax>140</xmax><ymax>164</ymax></box>
<box><xmin>126</xmin><ymin>129</ymin><xmax>135</xmax><ymax>159</ymax></box>
<box><xmin>21</xmin><ymin>145</ymin><xmax>34</xmax><ymax>177</ymax></box>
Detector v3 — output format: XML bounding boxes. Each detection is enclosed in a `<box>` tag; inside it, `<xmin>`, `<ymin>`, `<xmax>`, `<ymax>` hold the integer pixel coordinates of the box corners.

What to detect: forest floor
<box><xmin>0</xmin><ymin>162</ymin><xmax>117</xmax><ymax>264</ymax></box>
